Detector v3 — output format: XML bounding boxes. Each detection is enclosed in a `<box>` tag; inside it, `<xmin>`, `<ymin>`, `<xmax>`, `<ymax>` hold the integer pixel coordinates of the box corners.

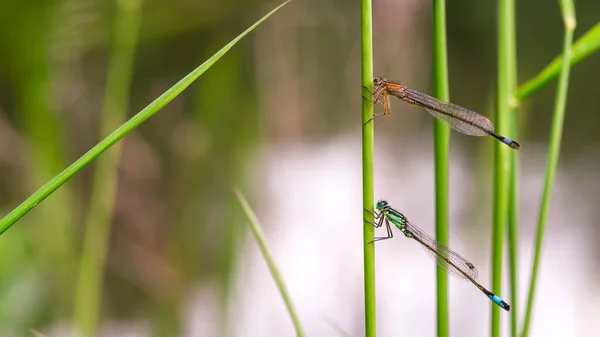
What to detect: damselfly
<box><xmin>369</xmin><ymin>77</ymin><xmax>520</xmax><ymax>150</ymax></box>
<box><xmin>365</xmin><ymin>200</ymin><xmax>511</xmax><ymax>311</ymax></box>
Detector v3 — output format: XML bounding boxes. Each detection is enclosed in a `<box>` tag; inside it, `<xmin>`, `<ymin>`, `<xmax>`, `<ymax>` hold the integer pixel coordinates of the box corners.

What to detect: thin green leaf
<box><xmin>233</xmin><ymin>188</ymin><xmax>305</xmax><ymax>337</ymax></box>
<box><xmin>517</xmin><ymin>22</ymin><xmax>598</xmax><ymax>101</ymax></box>
<box><xmin>0</xmin><ymin>0</ymin><xmax>291</xmax><ymax>235</ymax></box>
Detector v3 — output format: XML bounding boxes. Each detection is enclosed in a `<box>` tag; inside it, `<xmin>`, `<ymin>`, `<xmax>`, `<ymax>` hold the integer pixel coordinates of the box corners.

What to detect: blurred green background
<box><xmin>0</xmin><ymin>0</ymin><xmax>599</xmax><ymax>336</ymax></box>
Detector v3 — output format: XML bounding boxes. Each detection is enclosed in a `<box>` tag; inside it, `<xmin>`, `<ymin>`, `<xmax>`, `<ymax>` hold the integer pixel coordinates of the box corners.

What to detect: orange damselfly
<box><xmin>368</xmin><ymin>76</ymin><xmax>520</xmax><ymax>149</ymax></box>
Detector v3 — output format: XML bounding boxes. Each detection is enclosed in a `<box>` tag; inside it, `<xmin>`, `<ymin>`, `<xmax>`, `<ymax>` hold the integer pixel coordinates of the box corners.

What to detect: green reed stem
<box><xmin>431</xmin><ymin>0</ymin><xmax>450</xmax><ymax>335</ymax></box>
<box><xmin>521</xmin><ymin>1</ymin><xmax>576</xmax><ymax>336</ymax></box>
<box><xmin>493</xmin><ymin>0</ymin><xmax>517</xmax><ymax>335</ymax></box>
<box><xmin>360</xmin><ymin>0</ymin><xmax>376</xmax><ymax>335</ymax></box>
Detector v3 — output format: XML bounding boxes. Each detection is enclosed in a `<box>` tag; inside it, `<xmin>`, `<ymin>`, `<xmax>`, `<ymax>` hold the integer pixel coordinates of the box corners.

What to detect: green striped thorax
<box><xmin>376</xmin><ymin>200</ymin><xmax>413</xmax><ymax>238</ymax></box>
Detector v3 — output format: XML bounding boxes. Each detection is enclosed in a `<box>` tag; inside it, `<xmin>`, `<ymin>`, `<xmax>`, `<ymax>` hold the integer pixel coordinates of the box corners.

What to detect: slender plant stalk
<box><xmin>517</xmin><ymin>22</ymin><xmax>599</xmax><ymax>101</ymax></box>
<box><xmin>431</xmin><ymin>0</ymin><xmax>450</xmax><ymax>336</ymax></box>
<box><xmin>233</xmin><ymin>189</ymin><xmax>305</xmax><ymax>337</ymax></box>
<box><xmin>72</xmin><ymin>0</ymin><xmax>143</xmax><ymax>336</ymax></box>
<box><xmin>507</xmin><ymin>155</ymin><xmax>519</xmax><ymax>337</ymax></box>
<box><xmin>0</xmin><ymin>0</ymin><xmax>291</xmax><ymax>235</ymax></box>
<box><xmin>508</xmin><ymin>54</ymin><xmax>519</xmax><ymax>337</ymax></box>
<box><xmin>493</xmin><ymin>0</ymin><xmax>517</xmax><ymax>335</ymax></box>
<box><xmin>360</xmin><ymin>0</ymin><xmax>375</xmax><ymax>336</ymax></box>
<box><xmin>506</xmin><ymin>0</ymin><xmax>519</xmax><ymax>335</ymax></box>
<box><xmin>521</xmin><ymin>1</ymin><xmax>576</xmax><ymax>336</ymax></box>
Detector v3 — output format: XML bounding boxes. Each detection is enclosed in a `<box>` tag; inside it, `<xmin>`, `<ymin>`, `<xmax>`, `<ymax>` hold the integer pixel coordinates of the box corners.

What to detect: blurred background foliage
<box><xmin>0</xmin><ymin>0</ymin><xmax>599</xmax><ymax>336</ymax></box>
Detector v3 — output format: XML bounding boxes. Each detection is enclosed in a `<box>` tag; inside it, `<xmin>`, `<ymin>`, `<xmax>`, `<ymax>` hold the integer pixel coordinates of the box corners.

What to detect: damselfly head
<box><xmin>376</xmin><ymin>200</ymin><xmax>388</xmax><ymax>210</ymax></box>
<box><xmin>373</xmin><ymin>77</ymin><xmax>387</xmax><ymax>87</ymax></box>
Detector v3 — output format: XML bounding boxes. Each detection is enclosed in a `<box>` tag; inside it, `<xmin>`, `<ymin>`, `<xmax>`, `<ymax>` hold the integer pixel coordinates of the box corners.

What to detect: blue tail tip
<box><xmin>490</xmin><ymin>294</ymin><xmax>511</xmax><ymax>311</ymax></box>
<box><xmin>503</xmin><ymin>138</ymin><xmax>521</xmax><ymax>150</ymax></box>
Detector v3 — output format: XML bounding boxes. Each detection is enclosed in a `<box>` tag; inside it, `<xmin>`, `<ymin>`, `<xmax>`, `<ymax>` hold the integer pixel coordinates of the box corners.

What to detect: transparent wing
<box><xmin>403</xmin><ymin>220</ymin><xmax>478</xmax><ymax>280</ymax></box>
<box><xmin>405</xmin><ymin>88</ymin><xmax>494</xmax><ymax>137</ymax></box>
<box><xmin>424</xmin><ymin>108</ymin><xmax>492</xmax><ymax>137</ymax></box>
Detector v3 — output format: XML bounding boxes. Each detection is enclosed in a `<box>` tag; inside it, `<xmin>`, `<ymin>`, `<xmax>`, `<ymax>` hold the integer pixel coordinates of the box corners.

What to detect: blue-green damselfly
<box><xmin>365</xmin><ymin>200</ymin><xmax>511</xmax><ymax>311</ymax></box>
<box><xmin>369</xmin><ymin>77</ymin><xmax>521</xmax><ymax>150</ymax></box>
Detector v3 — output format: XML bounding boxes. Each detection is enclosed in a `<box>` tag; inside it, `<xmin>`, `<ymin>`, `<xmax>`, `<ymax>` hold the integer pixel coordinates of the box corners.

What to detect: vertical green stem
<box><xmin>521</xmin><ymin>1</ymin><xmax>576</xmax><ymax>336</ymax></box>
<box><xmin>431</xmin><ymin>0</ymin><xmax>450</xmax><ymax>336</ymax></box>
<box><xmin>493</xmin><ymin>0</ymin><xmax>516</xmax><ymax>335</ymax></box>
<box><xmin>73</xmin><ymin>0</ymin><xmax>143</xmax><ymax>336</ymax></box>
<box><xmin>508</xmin><ymin>30</ymin><xmax>520</xmax><ymax>336</ymax></box>
<box><xmin>360</xmin><ymin>0</ymin><xmax>375</xmax><ymax>335</ymax></box>
<box><xmin>505</xmin><ymin>0</ymin><xmax>519</xmax><ymax>335</ymax></box>
<box><xmin>507</xmin><ymin>160</ymin><xmax>519</xmax><ymax>337</ymax></box>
